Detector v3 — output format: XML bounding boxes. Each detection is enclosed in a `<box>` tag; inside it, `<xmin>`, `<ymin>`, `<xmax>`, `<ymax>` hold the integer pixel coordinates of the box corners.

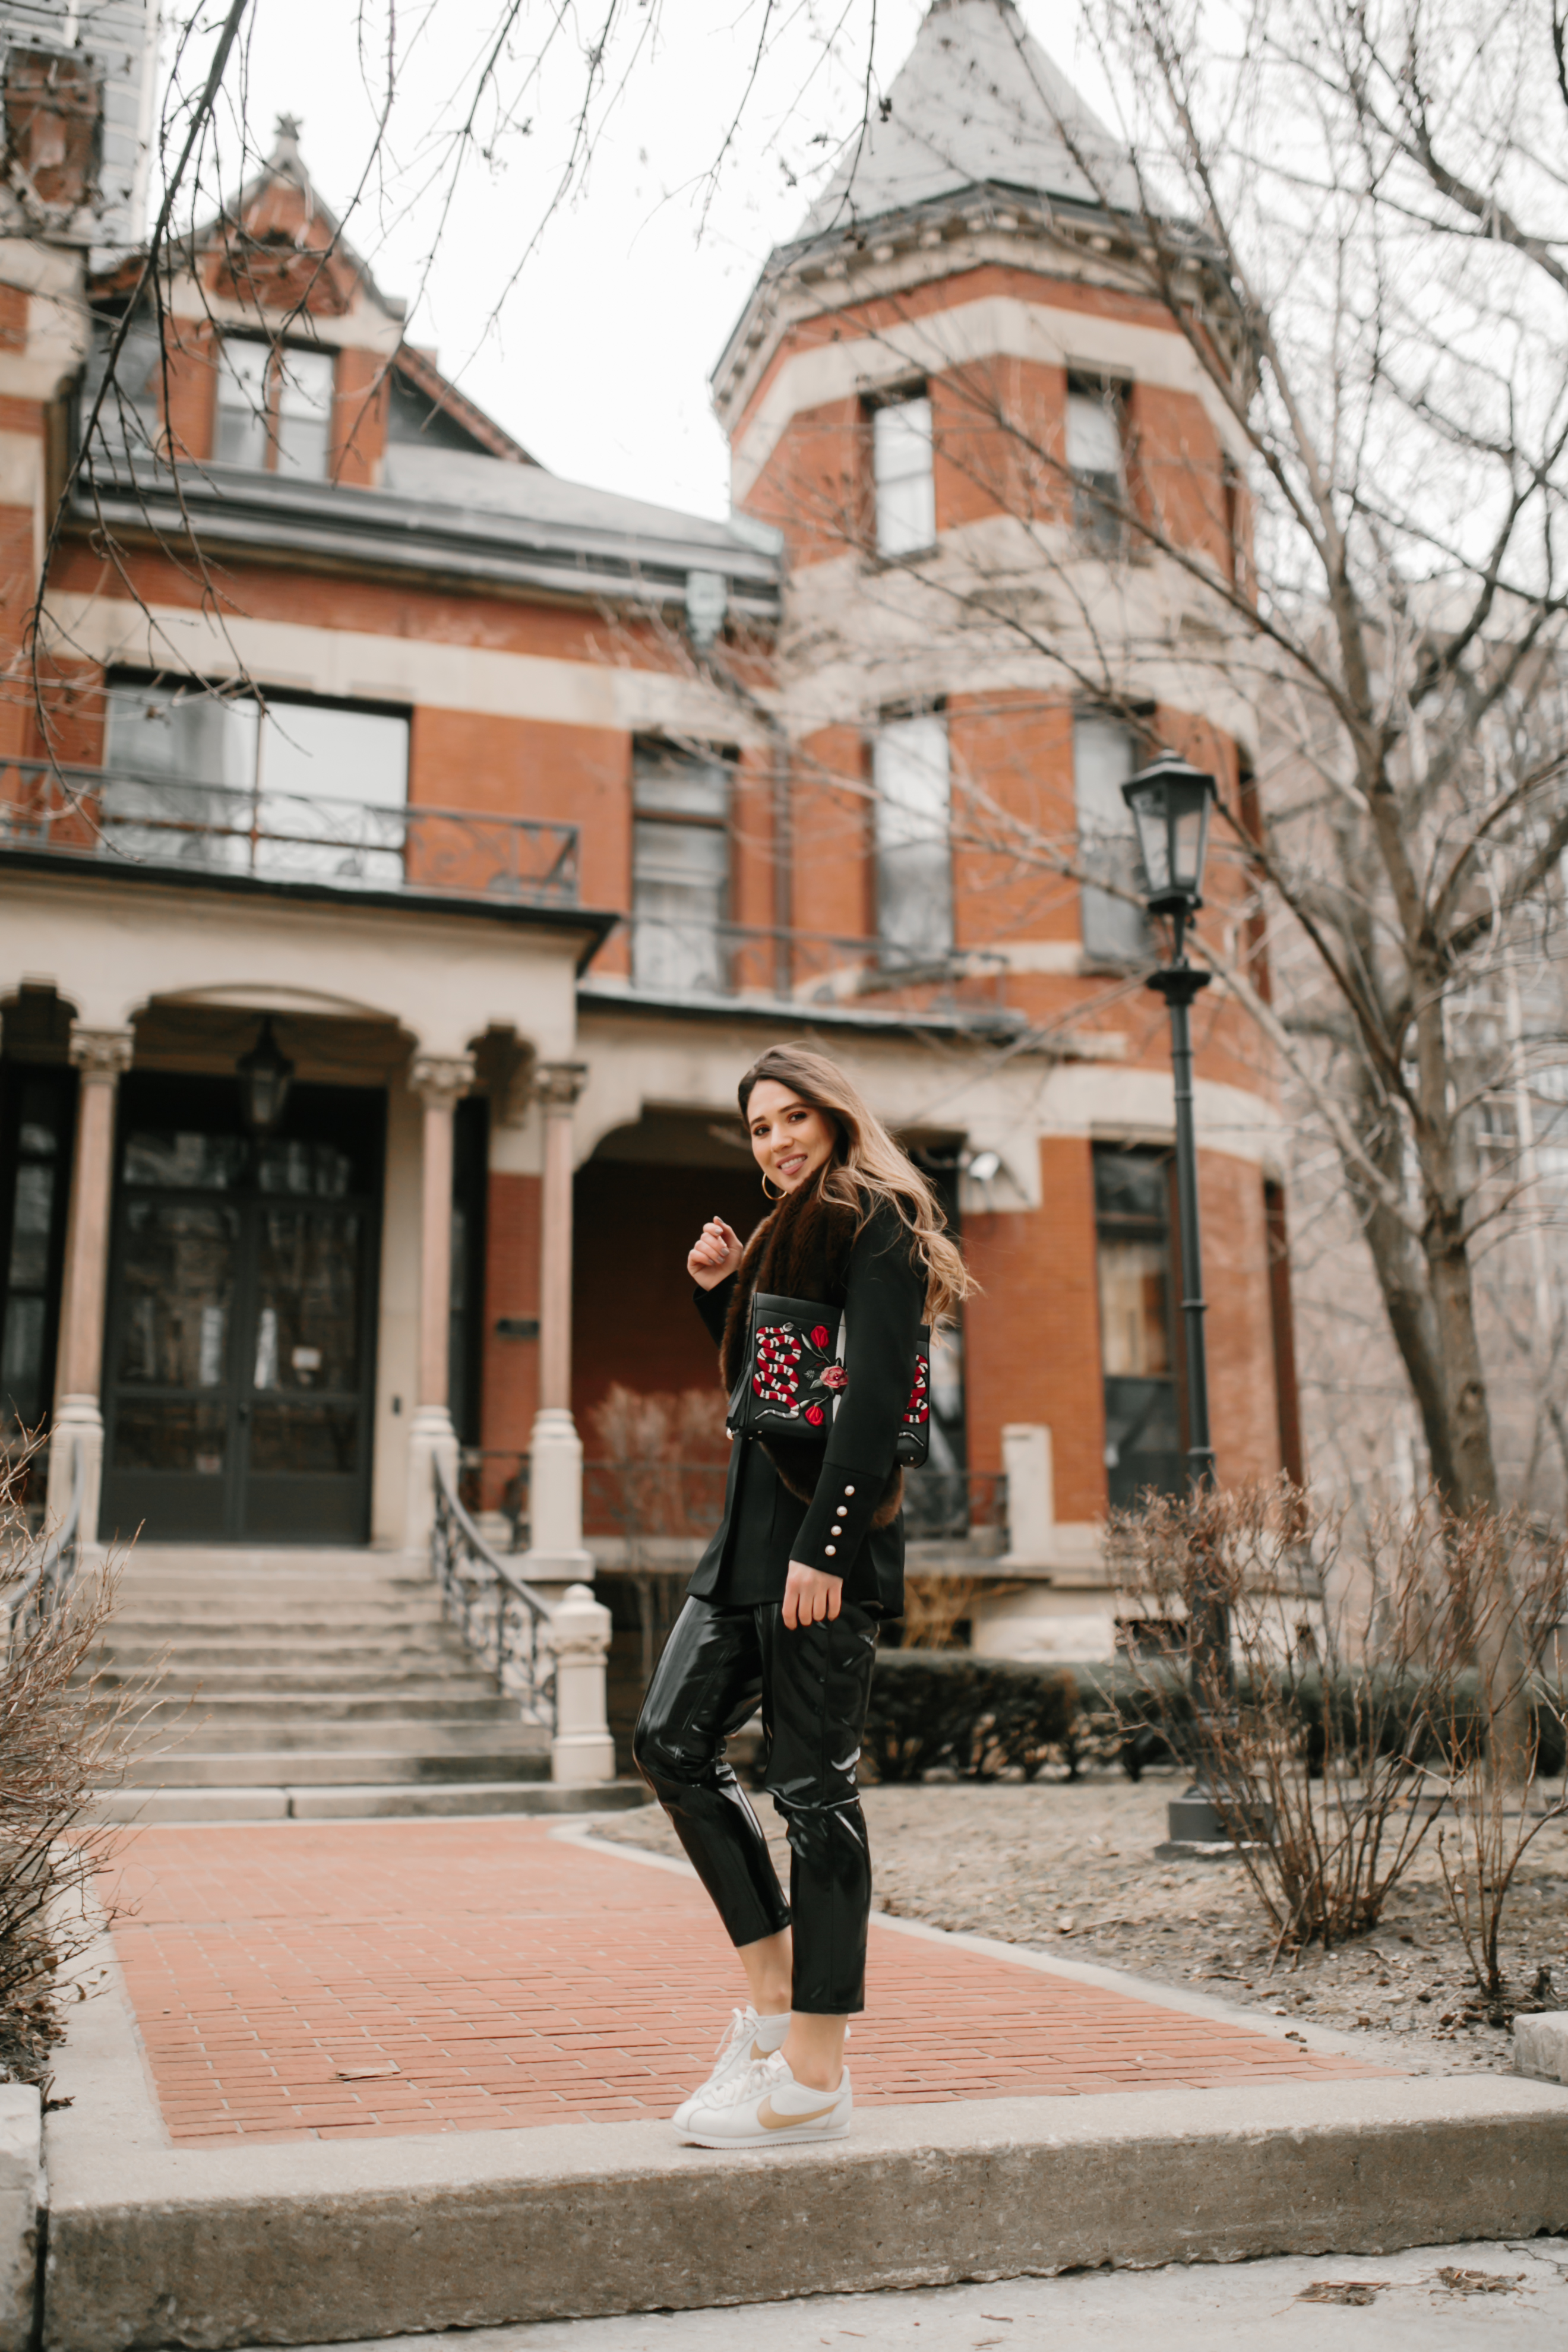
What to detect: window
<box><xmin>874</xmin><ymin>711</ymin><xmax>953</xmax><ymax>965</ymax></box>
<box><xmin>630</xmin><ymin>741</ymin><xmax>733</xmax><ymax>994</ymax></box>
<box><xmin>214</xmin><ymin>339</ymin><xmax>336</xmax><ymax>479</ymax></box>
<box><xmin>1067</xmin><ymin>377</ymin><xmax>1125</xmax><ymax>548</ymax></box>
<box><xmin>102</xmin><ymin>682</ymin><xmax>409</xmax><ymax>883</ymax></box>
<box><xmin>1094</xmin><ymin>1147</ymin><xmax>1184</xmax><ymax>1511</ymax></box>
<box><xmin>1074</xmin><ymin>714</ymin><xmax>1151</xmax><ymax>963</ymax></box>
<box><xmin>80</xmin><ymin>314</ymin><xmax>161</xmax><ymax>459</ymax></box>
<box><xmin>0</xmin><ymin>1070</ymin><xmax>74</xmax><ymax>1434</ymax></box>
<box><xmin>1535</xmin><ymin>1064</ymin><xmax>1568</xmax><ymax>1193</ymax></box>
<box><xmin>872</xmin><ymin>391</ymin><xmax>935</xmax><ymax>557</ymax></box>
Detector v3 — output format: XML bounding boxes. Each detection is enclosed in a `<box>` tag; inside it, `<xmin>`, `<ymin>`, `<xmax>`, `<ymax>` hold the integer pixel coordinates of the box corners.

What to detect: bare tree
<box><xmin>668</xmin><ymin>0</ymin><xmax>1568</xmax><ymax>1516</ymax></box>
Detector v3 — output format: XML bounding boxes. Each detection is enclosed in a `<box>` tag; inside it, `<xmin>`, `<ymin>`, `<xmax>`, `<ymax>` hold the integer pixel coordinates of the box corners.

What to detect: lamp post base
<box><xmin>1166</xmin><ymin>1786</ymin><xmax>1230</xmax><ymax>1843</ymax></box>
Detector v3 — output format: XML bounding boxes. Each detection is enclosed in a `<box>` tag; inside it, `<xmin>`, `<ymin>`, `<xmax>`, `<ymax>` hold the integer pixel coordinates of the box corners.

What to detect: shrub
<box><xmin>1106</xmin><ymin>1478</ymin><xmax>1568</xmax><ymax>1962</ymax></box>
<box><xmin>1</xmin><ymin>1459</ymin><xmax>152</xmax><ymax>2090</ymax></box>
<box><xmin>864</xmin><ymin>1651</ymin><xmax>1077</xmax><ymax>1782</ymax></box>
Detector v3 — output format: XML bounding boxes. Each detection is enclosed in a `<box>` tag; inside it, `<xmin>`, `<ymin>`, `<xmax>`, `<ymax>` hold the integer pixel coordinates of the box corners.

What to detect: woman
<box><xmin>633</xmin><ymin>1043</ymin><xmax>971</xmax><ymax>2150</ymax></box>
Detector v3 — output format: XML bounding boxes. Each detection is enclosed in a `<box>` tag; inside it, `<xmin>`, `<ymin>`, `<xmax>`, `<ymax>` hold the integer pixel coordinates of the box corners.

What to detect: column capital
<box><xmin>68</xmin><ymin>1025</ymin><xmax>135</xmax><ymax>1082</ymax></box>
<box><xmin>533</xmin><ymin>1060</ymin><xmax>589</xmax><ymax>1114</ymax></box>
<box><xmin>409</xmin><ymin>1052</ymin><xmax>475</xmax><ymax>1109</ymax></box>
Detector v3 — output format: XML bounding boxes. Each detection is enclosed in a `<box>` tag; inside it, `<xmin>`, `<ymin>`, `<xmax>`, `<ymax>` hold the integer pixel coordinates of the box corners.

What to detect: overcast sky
<box><xmin>200</xmin><ymin>0</ymin><xmax>1108</xmax><ymax>520</ymax></box>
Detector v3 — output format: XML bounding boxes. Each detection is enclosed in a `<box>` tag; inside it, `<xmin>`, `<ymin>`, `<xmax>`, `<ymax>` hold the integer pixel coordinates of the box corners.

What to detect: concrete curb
<box><xmin>39</xmin><ymin>1838</ymin><xmax>1568</xmax><ymax>2350</ymax></box>
<box><xmin>0</xmin><ymin>2086</ymin><xmax>40</xmax><ymax>2352</ymax></box>
<box><xmin>87</xmin><ymin>1782</ymin><xmax>650</xmax><ymax>1826</ymax></box>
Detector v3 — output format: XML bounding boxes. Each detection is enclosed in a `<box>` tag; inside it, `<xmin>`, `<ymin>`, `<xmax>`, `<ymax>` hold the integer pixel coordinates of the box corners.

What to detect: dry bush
<box><xmin>1427</xmin><ymin>1514</ymin><xmax>1568</xmax><ymax>2014</ymax></box>
<box><xmin>900</xmin><ymin>1575</ymin><xmax>986</xmax><ymax>1651</ymax></box>
<box><xmin>1</xmin><ymin>1460</ymin><xmax>157</xmax><ymax>2090</ymax></box>
<box><xmin>1108</xmin><ymin>1481</ymin><xmax>1476</xmax><ymax>1954</ymax></box>
<box><xmin>589</xmin><ymin>1386</ymin><xmax>731</xmax><ymax>1687</ymax></box>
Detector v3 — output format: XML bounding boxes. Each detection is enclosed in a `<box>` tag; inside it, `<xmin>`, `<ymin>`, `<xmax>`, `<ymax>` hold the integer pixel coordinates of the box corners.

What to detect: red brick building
<box><xmin>0</xmin><ymin>0</ymin><xmax>1297</xmax><ymax>1658</ymax></box>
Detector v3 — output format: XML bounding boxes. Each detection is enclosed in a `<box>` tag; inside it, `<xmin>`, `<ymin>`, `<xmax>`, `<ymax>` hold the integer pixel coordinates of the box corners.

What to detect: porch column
<box><xmin>405</xmin><ymin>1051</ymin><xmax>475</xmax><ymax>1551</ymax></box>
<box><xmin>522</xmin><ymin>1060</ymin><xmax>593</xmax><ymax>1588</ymax></box>
<box><xmin>47</xmin><ymin>1025</ymin><xmax>135</xmax><ymax>1549</ymax></box>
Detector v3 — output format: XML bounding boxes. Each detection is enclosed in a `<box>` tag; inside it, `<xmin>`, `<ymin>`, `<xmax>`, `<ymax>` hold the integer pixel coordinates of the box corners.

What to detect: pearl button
<box><xmin>824</xmin><ymin>1545</ymin><xmax>837</xmax><ymax>1557</ymax></box>
<box><xmin>836</xmin><ymin>1506</ymin><xmax>848</xmax><ymax>1518</ymax></box>
<box><xmin>844</xmin><ymin>1484</ymin><xmax>856</xmax><ymax>1496</ymax></box>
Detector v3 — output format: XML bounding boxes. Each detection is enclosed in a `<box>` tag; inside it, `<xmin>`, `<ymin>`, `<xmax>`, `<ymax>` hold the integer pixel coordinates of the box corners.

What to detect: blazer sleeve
<box><xmin>790</xmin><ymin>1202</ymin><xmax>924</xmax><ymax>1578</ymax></box>
<box><xmin>693</xmin><ymin>1273</ymin><xmax>737</xmax><ymax>1350</ymax></box>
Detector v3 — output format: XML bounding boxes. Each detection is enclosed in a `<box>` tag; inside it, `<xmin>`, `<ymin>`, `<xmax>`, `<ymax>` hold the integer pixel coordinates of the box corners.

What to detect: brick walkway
<box><xmin>102</xmin><ymin>1820</ymin><xmax>1386</xmax><ymax>2146</ymax></box>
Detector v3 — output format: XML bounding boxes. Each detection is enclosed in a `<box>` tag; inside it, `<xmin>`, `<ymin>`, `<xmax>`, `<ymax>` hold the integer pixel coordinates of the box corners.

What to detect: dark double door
<box><xmin>100</xmin><ymin>1077</ymin><xmax>383</xmax><ymax>1544</ymax></box>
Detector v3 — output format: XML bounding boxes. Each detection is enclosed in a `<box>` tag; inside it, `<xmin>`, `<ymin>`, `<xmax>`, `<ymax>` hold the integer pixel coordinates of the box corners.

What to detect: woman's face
<box><xmin>746</xmin><ymin>1078</ymin><xmax>837</xmax><ymax>1194</ymax></box>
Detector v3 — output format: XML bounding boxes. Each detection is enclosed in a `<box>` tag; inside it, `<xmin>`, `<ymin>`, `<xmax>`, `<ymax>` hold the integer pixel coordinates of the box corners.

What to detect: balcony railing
<box><xmin>625</xmin><ymin>913</ymin><xmax>1014</xmax><ymax>1022</ymax></box>
<box><xmin>0</xmin><ymin>761</ymin><xmax>580</xmax><ymax>905</ymax></box>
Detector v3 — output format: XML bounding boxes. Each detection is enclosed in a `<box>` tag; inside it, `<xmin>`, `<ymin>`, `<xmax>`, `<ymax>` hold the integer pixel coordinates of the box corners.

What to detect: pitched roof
<box><xmin>799</xmin><ymin>0</ymin><xmax>1137</xmax><ymax>237</ymax></box>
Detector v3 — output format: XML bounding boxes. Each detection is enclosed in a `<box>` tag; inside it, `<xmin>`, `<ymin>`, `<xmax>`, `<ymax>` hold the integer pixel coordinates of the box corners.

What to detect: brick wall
<box><xmin>478</xmin><ymin>1170</ymin><xmax>540</xmax><ymax>1507</ymax></box>
<box><xmin>962</xmin><ymin>1135</ymin><xmax>1107</xmax><ymax>1518</ymax></box>
<box><xmin>570</xmin><ymin>1161</ymin><xmax>764</xmax><ymax>1440</ymax></box>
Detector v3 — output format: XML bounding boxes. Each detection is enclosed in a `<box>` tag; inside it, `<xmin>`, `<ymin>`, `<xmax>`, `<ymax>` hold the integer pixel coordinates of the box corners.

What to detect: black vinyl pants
<box><xmin>632</xmin><ymin>1594</ymin><xmax>878</xmax><ymax>2014</ymax></box>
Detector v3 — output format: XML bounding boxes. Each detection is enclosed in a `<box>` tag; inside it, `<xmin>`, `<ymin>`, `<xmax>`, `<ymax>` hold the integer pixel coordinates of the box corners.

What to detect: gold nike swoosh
<box><xmin>758</xmin><ymin>2095</ymin><xmax>840</xmax><ymax>2130</ymax></box>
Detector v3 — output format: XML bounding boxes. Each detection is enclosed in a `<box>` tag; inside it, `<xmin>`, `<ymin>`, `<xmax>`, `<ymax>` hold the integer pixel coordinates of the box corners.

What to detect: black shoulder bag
<box><xmin>725</xmin><ymin>1289</ymin><xmax>932</xmax><ymax>1468</ymax></box>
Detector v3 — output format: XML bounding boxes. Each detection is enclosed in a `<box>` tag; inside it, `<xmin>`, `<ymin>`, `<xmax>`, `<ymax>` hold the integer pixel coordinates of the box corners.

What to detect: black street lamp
<box><xmin>237</xmin><ymin>1015</ymin><xmax>295</xmax><ymax>1137</ymax></box>
<box><xmin>1121</xmin><ymin>750</ymin><xmax>1231</xmax><ymax>1845</ymax></box>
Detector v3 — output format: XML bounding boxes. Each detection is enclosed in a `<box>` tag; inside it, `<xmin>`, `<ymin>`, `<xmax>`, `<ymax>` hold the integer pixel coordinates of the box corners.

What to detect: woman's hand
<box><xmin>783</xmin><ymin>1562</ymin><xmax>843</xmax><ymax>1629</ymax></box>
<box><xmin>688</xmin><ymin>1216</ymin><xmax>744</xmax><ymax>1291</ymax></box>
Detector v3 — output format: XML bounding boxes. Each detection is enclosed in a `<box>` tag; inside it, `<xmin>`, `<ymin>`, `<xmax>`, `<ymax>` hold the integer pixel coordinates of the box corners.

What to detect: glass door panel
<box><xmin>241</xmin><ymin>1205</ymin><xmax>369</xmax><ymax>1537</ymax></box>
<box><xmin>106</xmin><ymin>1199</ymin><xmax>241</xmax><ymax>1536</ymax></box>
<box><xmin>99</xmin><ymin>1076</ymin><xmax>382</xmax><ymax>1545</ymax></box>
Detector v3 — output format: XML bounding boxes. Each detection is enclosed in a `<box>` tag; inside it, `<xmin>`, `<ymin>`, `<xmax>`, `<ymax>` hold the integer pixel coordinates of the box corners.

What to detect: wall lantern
<box><xmin>237</xmin><ymin>1015</ymin><xmax>295</xmax><ymax>1136</ymax></box>
<box><xmin>1121</xmin><ymin>749</ymin><xmax>1217</xmax><ymax>920</ymax></box>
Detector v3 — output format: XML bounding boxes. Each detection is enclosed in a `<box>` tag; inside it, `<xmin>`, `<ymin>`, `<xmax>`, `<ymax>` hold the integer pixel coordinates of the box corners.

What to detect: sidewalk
<box><xmin>40</xmin><ymin>1820</ymin><xmax>1568</xmax><ymax>2350</ymax></box>
<box><xmin>100</xmin><ymin>1815</ymin><xmax>1383</xmax><ymax>2145</ymax></box>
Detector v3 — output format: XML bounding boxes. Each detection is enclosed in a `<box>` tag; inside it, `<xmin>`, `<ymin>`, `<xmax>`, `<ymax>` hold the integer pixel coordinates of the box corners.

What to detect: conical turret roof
<box><xmin>799</xmin><ymin>0</ymin><xmax>1136</xmax><ymax>236</ymax></box>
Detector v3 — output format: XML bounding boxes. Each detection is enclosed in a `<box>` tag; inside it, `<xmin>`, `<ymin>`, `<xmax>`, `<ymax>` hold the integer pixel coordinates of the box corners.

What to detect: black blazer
<box><xmin>686</xmin><ymin>1198</ymin><xmax>925</xmax><ymax>1616</ymax></box>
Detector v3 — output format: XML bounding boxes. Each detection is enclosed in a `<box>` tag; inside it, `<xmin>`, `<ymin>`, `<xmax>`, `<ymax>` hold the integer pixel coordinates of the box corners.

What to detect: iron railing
<box><xmin>6</xmin><ymin>1447</ymin><xmax>85</xmax><ymax>1654</ymax></box>
<box><xmin>622</xmin><ymin>913</ymin><xmax>1014</xmax><ymax>1021</ymax></box>
<box><xmin>432</xmin><ymin>1453</ymin><xmax>554</xmax><ymax>1725</ymax></box>
<box><xmin>903</xmin><ymin>1467</ymin><xmax>1008</xmax><ymax>1545</ymax></box>
<box><xmin>0</xmin><ymin>761</ymin><xmax>580</xmax><ymax>905</ymax></box>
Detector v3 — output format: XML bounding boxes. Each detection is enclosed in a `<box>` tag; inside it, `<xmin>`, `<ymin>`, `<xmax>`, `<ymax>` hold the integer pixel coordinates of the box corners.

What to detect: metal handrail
<box><xmin>0</xmin><ymin>760</ymin><xmax>580</xmax><ymax>906</ymax></box>
<box><xmin>431</xmin><ymin>1451</ymin><xmax>555</xmax><ymax>1727</ymax></box>
<box><xmin>7</xmin><ymin>1446</ymin><xmax>86</xmax><ymax>1652</ymax></box>
<box><xmin>619</xmin><ymin>910</ymin><xmax>1013</xmax><ymax>1014</ymax></box>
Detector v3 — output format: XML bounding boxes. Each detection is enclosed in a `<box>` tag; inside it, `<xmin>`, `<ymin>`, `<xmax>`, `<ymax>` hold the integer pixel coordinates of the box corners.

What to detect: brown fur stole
<box><xmin>720</xmin><ymin>1177</ymin><xmax>903</xmax><ymax>1528</ymax></box>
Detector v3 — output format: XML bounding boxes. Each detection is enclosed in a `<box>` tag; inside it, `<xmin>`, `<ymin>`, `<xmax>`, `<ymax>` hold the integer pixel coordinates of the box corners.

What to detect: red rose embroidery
<box><xmin>821</xmin><ymin>1364</ymin><xmax>849</xmax><ymax>1392</ymax></box>
<box><xmin>810</xmin><ymin>1323</ymin><xmax>830</xmax><ymax>1351</ymax></box>
<box><xmin>804</xmin><ymin>1403</ymin><xmax>824</xmax><ymax>1427</ymax></box>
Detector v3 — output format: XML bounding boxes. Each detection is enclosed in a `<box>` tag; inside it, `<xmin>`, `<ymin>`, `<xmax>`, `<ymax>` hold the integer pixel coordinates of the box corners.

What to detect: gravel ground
<box><xmin>599</xmin><ymin>1768</ymin><xmax>1568</xmax><ymax>2075</ymax></box>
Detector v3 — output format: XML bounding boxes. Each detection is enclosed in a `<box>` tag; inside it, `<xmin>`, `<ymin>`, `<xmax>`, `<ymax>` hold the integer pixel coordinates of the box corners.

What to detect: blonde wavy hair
<box><xmin>737</xmin><ymin>1044</ymin><xmax>976</xmax><ymax>1323</ymax></box>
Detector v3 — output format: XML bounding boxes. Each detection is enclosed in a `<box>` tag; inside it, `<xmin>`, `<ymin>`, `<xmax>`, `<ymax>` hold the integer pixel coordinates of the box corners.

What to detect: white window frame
<box><xmin>872</xmin><ymin>391</ymin><xmax>936</xmax><ymax>558</ymax></box>
<box><xmin>214</xmin><ymin>337</ymin><xmax>336</xmax><ymax>480</ymax></box>
<box><xmin>1074</xmin><ymin>712</ymin><xmax>1151</xmax><ymax>964</ymax></box>
<box><xmin>629</xmin><ymin>741</ymin><xmax>734</xmax><ymax>995</ymax></box>
<box><xmin>1067</xmin><ymin>377</ymin><xmax>1126</xmax><ymax>549</ymax></box>
<box><xmin>874</xmin><ymin>709</ymin><xmax>953</xmax><ymax>965</ymax></box>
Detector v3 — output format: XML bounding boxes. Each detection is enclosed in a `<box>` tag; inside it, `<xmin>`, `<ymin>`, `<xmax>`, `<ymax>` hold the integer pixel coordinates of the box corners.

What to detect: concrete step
<box><xmin>107</xmin><ymin>1591</ymin><xmax>448</xmax><ymax>1618</ymax></box>
<box><xmin>120</xmin><ymin>1744</ymin><xmax>552</xmax><ymax>1787</ymax></box>
<box><xmin>41</xmin><ymin>1964</ymin><xmax>1568</xmax><ymax>2352</ymax></box>
<box><xmin>94</xmin><ymin>1666</ymin><xmax>502</xmax><ymax>1697</ymax></box>
<box><xmin>121</xmin><ymin>1690</ymin><xmax>527</xmax><ymax>1723</ymax></box>
<box><xmin>119</xmin><ymin>1546</ymin><xmax>419</xmax><ymax>1573</ymax></box>
<box><xmin>94</xmin><ymin>1639</ymin><xmax>477</xmax><ymax>1669</ymax></box>
<box><xmin>117</xmin><ymin>1716</ymin><xmax>551</xmax><ymax>1756</ymax></box>
<box><xmin>86</xmin><ymin>1780</ymin><xmax>652</xmax><ymax>1824</ymax></box>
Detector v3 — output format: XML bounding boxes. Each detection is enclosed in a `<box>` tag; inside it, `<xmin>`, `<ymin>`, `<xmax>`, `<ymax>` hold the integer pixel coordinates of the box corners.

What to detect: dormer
<box><xmin>81</xmin><ymin>117</ymin><xmax>535</xmax><ymax>489</ymax></box>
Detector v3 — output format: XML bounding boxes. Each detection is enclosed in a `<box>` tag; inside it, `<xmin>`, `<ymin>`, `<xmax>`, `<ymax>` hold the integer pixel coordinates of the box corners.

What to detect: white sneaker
<box><xmin>678</xmin><ymin>2051</ymin><xmax>853</xmax><ymax>2149</ymax></box>
<box><xmin>672</xmin><ymin>2007</ymin><xmax>777</xmax><ymax>2131</ymax></box>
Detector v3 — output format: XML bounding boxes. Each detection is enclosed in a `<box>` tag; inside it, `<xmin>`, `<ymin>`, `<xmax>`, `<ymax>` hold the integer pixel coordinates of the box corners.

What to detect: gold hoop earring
<box><xmin>761</xmin><ymin>1171</ymin><xmax>784</xmax><ymax>1200</ymax></box>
